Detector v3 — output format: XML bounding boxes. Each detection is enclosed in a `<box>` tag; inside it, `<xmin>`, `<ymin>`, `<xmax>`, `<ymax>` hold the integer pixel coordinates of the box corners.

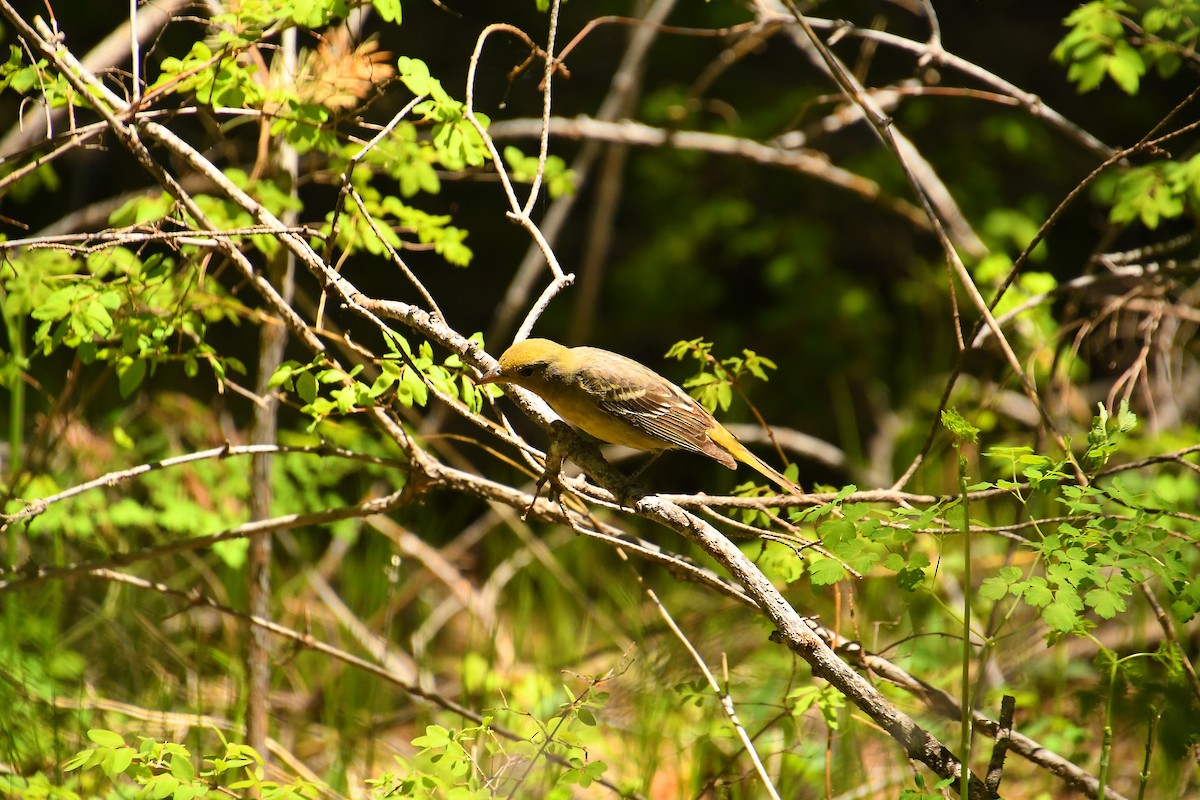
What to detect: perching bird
<box><xmin>478</xmin><ymin>338</ymin><xmax>804</xmax><ymax>497</ymax></box>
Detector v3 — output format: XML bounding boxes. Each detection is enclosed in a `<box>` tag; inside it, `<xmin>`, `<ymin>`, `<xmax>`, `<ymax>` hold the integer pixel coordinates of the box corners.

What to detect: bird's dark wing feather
<box><xmin>576</xmin><ymin>353</ymin><xmax>737</xmax><ymax>468</ymax></box>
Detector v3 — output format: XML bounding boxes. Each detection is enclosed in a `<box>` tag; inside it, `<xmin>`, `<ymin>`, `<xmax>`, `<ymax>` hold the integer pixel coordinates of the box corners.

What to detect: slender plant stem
<box><xmin>4</xmin><ymin>312</ymin><xmax>24</xmax><ymax>634</ymax></box>
<box><xmin>1097</xmin><ymin>653</ymin><xmax>1118</xmax><ymax>800</ymax></box>
<box><xmin>959</xmin><ymin>448</ymin><xmax>973</xmax><ymax>800</ymax></box>
<box><xmin>1137</xmin><ymin>706</ymin><xmax>1159</xmax><ymax>800</ymax></box>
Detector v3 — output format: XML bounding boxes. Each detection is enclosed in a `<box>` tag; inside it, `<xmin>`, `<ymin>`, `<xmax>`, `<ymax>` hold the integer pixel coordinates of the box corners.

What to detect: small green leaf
<box><xmin>87</xmin><ymin>729</ymin><xmax>126</xmax><ymax>748</ymax></box>
<box><xmin>268</xmin><ymin>362</ymin><xmax>295</xmax><ymax>389</ymax></box>
<box><xmin>412</xmin><ymin>724</ymin><xmax>453</xmax><ymax>749</ymax></box>
<box><xmin>397</xmin><ymin>56</ymin><xmax>432</xmax><ymax>96</ymax></box>
<box><xmin>117</xmin><ymin>358</ymin><xmax>147</xmax><ymax>398</ymax></box>
<box><xmin>296</xmin><ymin>370</ymin><xmax>318</xmax><ymax>403</ymax></box>
<box><xmin>31</xmin><ymin>285</ymin><xmax>76</xmax><ymax>321</ymax></box>
<box><xmin>980</xmin><ymin>575</ymin><xmax>1011</xmax><ymax>601</ymax></box>
<box><xmin>1085</xmin><ymin>587</ymin><xmax>1126</xmax><ymax>618</ymax></box>
<box><xmin>818</xmin><ymin>518</ymin><xmax>855</xmax><ymax>544</ymax></box>
<box><xmin>1023</xmin><ymin>578</ymin><xmax>1053</xmax><ymax>607</ymax></box>
<box><xmin>1116</xmin><ymin>398</ymin><xmax>1137</xmax><ymax>432</ymax></box>
<box><xmin>896</xmin><ymin>565</ymin><xmax>925</xmax><ymax>592</ymax></box>
<box><xmin>373</xmin><ymin>0</ymin><xmax>401</xmax><ymax>23</ymax></box>
<box><xmin>102</xmin><ymin>746</ymin><xmax>136</xmax><ymax>778</ymax></box>
<box><xmin>941</xmin><ymin>408</ymin><xmax>979</xmax><ymax>443</ymax></box>
<box><xmin>148</xmin><ymin>774</ymin><xmax>179</xmax><ymax>799</ymax></box>
<box><xmin>63</xmin><ymin>749</ymin><xmax>97</xmax><ymax>772</ymax></box>
<box><xmin>1107</xmin><ymin>40</ymin><xmax>1145</xmax><ymax>94</ymax></box>
<box><xmin>170</xmin><ymin>751</ymin><xmax>195</xmax><ymax>782</ymax></box>
<box><xmin>113</xmin><ymin>426</ymin><xmax>135</xmax><ymax>449</ymax></box>
<box><xmin>1044</xmin><ymin>600</ymin><xmax>1079</xmax><ymax>632</ymax></box>
<box><xmin>808</xmin><ymin>555</ymin><xmax>845</xmax><ymax>586</ymax></box>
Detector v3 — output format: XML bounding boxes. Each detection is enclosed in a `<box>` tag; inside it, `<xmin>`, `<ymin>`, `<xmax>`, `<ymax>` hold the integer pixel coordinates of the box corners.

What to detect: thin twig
<box><xmin>645</xmin><ymin>575</ymin><xmax>783</xmax><ymax>800</ymax></box>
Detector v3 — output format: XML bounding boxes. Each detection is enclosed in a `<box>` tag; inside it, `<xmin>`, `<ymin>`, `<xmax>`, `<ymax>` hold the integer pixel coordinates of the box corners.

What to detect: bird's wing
<box><xmin>579</xmin><ymin>358</ymin><xmax>736</xmax><ymax>467</ymax></box>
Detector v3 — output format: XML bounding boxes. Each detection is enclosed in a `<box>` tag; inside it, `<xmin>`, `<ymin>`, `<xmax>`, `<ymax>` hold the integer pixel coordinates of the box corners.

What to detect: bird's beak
<box><xmin>476</xmin><ymin>365</ymin><xmax>504</xmax><ymax>385</ymax></box>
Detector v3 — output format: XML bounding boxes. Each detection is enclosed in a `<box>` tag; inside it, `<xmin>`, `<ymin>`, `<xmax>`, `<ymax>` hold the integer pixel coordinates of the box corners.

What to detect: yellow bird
<box><xmin>478</xmin><ymin>338</ymin><xmax>804</xmax><ymax>497</ymax></box>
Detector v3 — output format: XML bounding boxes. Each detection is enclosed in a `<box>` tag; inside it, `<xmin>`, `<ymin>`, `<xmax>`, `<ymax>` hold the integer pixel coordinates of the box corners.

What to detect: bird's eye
<box><xmin>518</xmin><ymin>366</ymin><xmax>536</xmax><ymax>377</ymax></box>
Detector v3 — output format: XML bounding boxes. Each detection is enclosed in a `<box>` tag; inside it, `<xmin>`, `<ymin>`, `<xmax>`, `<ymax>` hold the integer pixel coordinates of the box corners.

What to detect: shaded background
<box><xmin>3</xmin><ymin>1</ymin><xmax>1200</xmax><ymax>797</ymax></box>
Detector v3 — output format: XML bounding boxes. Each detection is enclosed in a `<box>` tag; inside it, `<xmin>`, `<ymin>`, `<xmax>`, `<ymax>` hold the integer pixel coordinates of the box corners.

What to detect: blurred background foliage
<box><xmin>1</xmin><ymin>0</ymin><xmax>1199</xmax><ymax>798</ymax></box>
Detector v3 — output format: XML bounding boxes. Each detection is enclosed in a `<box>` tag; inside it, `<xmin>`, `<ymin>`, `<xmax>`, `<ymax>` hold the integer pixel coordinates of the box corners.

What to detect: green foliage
<box><xmin>974</xmin><ymin>253</ymin><xmax>1060</xmax><ymax>362</ymax></box>
<box><xmin>0</xmin><ymin>45</ymin><xmax>77</xmax><ymax>108</ymax></box>
<box><xmin>502</xmin><ymin>146</ymin><xmax>577</xmax><ymax>198</ymax></box>
<box><xmin>785</xmin><ymin>486</ymin><xmax>928</xmax><ymax>590</ymax></box>
<box><xmin>0</xmin><ymin>773</ymin><xmax>84</xmax><ymax>800</ymax></box>
<box><xmin>666</xmin><ymin>337</ymin><xmax>777</xmax><ymax>413</ymax></box>
<box><xmin>2</xmin><ymin>245</ymin><xmax>246</xmax><ymax>397</ymax></box>
<box><xmin>1054</xmin><ymin>1</ymin><xmax>1145</xmax><ymax>94</ymax></box>
<box><xmin>64</xmin><ymin>730</ymin><xmax>319</xmax><ymax>800</ymax></box>
<box><xmin>723</xmin><ymin>398</ymin><xmax>1198</xmax><ymax>646</ymax></box>
<box><xmin>3</xmin><ymin>419</ymin><xmax>257</xmax><ymax>572</ymax></box>
<box><xmin>353</xmin><ymin>124</ymin><xmax>442</xmax><ymax>197</ymax></box>
<box><xmin>3</xmin><ymin>2</ymin><xmax>1200</xmax><ymax>797</ymax></box>
<box><xmin>1055</xmin><ymin>1</ymin><xmax>1200</xmax><ymax>94</ymax></box>
<box><xmin>325</xmin><ymin>184</ymin><xmax>473</xmax><ymax>265</ymax></box>
<box><xmin>154</xmin><ymin>41</ymin><xmax>266</xmax><ymax>108</ymax></box>
<box><xmin>271</xmin><ymin>335</ymin><xmax>484</xmax><ymax>428</ymax></box>
<box><xmin>899</xmin><ymin>774</ymin><xmax>957</xmax><ymax>799</ymax></box>
<box><xmin>372</xmin><ymin>0</ymin><xmax>402</xmax><ymax>24</ymax></box>
<box><xmin>1085</xmin><ymin>399</ymin><xmax>1138</xmax><ymax>468</ymax></box>
<box><xmin>1144</xmin><ymin>0</ymin><xmax>1200</xmax><ymax>43</ymax></box>
<box><xmin>365</xmin><ymin>681</ymin><xmax>610</xmax><ymax>797</ymax></box>
<box><xmin>1094</xmin><ymin>153</ymin><xmax>1200</xmax><ymax>229</ymax></box>
<box><xmin>941</xmin><ymin>408</ymin><xmax>980</xmax><ymax>444</ymax></box>
<box><xmin>979</xmin><ymin>405</ymin><xmax>1199</xmax><ymax>634</ymax></box>
<box><xmin>730</xmin><ymin>479</ymin><xmax>786</xmax><ymax>530</ymax></box>
<box><xmin>788</xmin><ymin>682</ymin><xmax>845</xmax><ymax>731</ymax></box>
<box><xmin>397</xmin><ymin>57</ymin><xmax>491</xmax><ymax>170</ymax></box>
<box><xmin>145</xmin><ymin>39</ymin><xmax>479</xmax><ymax>272</ymax></box>
<box><xmin>287</xmin><ymin>0</ymin><xmax>350</xmax><ymax>29</ymax></box>
<box><xmin>0</xmin><ymin>618</ymin><xmax>89</xmax><ymax>780</ymax></box>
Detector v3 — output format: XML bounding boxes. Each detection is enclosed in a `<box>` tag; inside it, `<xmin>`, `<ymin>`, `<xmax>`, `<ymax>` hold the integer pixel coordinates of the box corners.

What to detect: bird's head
<box><xmin>477</xmin><ymin>338</ymin><xmax>569</xmax><ymax>390</ymax></box>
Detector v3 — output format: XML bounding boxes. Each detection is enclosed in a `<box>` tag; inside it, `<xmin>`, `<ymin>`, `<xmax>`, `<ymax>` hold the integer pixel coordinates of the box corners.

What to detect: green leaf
<box><xmin>175</xmin><ymin>785</ymin><xmax>203</xmax><ymax>800</ymax></box>
<box><xmin>397</xmin><ymin>56</ymin><xmax>432</xmax><ymax>96</ymax></box>
<box><xmin>268</xmin><ymin>362</ymin><xmax>296</xmax><ymax>389</ymax></box>
<box><xmin>149</xmin><ymin>774</ymin><xmax>179</xmax><ymax>799</ymax></box>
<box><xmin>402</xmin><ymin>367</ymin><xmax>429</xmax><ymax>407</ymax></box>
<box><xmin>117</xmin><ymin>358</ymin><xmax>147</xmax><ymax>398</ymax></box>
<box><xmin>412</xmin><ymin>724</ymin><xmax>452</xmax><ymax>749</ymax></box>
<box><xmin>941</xmin><ymin>408</ymin><xmax>979</xmax><ymax>443</ymax></box>
<box><xmin>1085</xmin><ymin>587</ymin><xmax>1126</xmax><ymax>618</ymax></box>
<box><xmin>87</xmin><ymin>729</ymin><xmax>126</xmax><ymax>748</ymax></box>
<box><xmin>980</xmin><ymin>575</ymin><xmax>1012</xmax><ymax>601</ymax></box>
<box><xmin>31</xmin><ymin>285</ymin><xmax>77</xmax><ymax>321</ymax></box>
<box><xmin>1115</xmin><ymin>398</ymin><xmax>1137</xmax><ymax>432</ymax></box>
<box><xmin>1023</xmin><ymin>577</ymin><xmax>1053</xmax><ymax>607</ymax></box>
<box><xmin>1068</xmin><ymin>56</ymin><xmax>1108</xmax><ymax>92</ymax></box>
<box><xmin>808</xmin><ymin>555</ymin><xmax>845</xmax><ymax>586</ymax></box>
<box><xmin>1107</xmin><ymin>40</ymin><xmax>1145</xmax><ymax>94</ymax></box>
<box><xmin>170</xmin><ymin>751</ymin><xmax>196</xmax><ymax>782</ymax></box>
<box><xmin>102</xmin><ymin>746</ymin><xmax>136</xmax><ymax>778</ymax></box>
<box><xmin>373</xmin><ymin>0</ymin><xmax>402</xmax><ymax>24</ymax></box>
<box><xmin>63</xmin><ymin>749</ymin><xmax>98</xmax><ymax>772</ymax></box>
<box><xmin>817</xmin><ymin>517</ymin><xmax>855</xmax><ymax>544</ymax></box>
<box><xmin>896</xmin><ymin>565</ymin><xmax>925</xmax><ymax>592</ymax></box>
<box><xmin>296</xmin><ymin>370</ymin><xmax>318</xmax><ymax>403</ymax></box>
<box><xmin>332</xmin><ymin>385</ymin><xmax>357</xmax><ymax>413</ymax></box>
<box><xmin>1043</xmin><ymin>601</ymin><xmax>1079</xmax><ymax>632</ymax></box>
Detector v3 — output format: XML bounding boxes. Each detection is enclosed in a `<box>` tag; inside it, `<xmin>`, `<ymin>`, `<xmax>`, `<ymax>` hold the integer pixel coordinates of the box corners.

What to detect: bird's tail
<box><xmin>708</xmin><ymin>426</ymin><xmax>805</xmax><ymax>498</ymax></box>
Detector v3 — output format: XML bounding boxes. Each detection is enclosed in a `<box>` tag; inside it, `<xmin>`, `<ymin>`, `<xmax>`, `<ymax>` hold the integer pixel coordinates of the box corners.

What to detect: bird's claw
<box><xmin>521</xmin><ymin>471</ymin><xmax>555</xmax><ymax>521</ymax></box>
